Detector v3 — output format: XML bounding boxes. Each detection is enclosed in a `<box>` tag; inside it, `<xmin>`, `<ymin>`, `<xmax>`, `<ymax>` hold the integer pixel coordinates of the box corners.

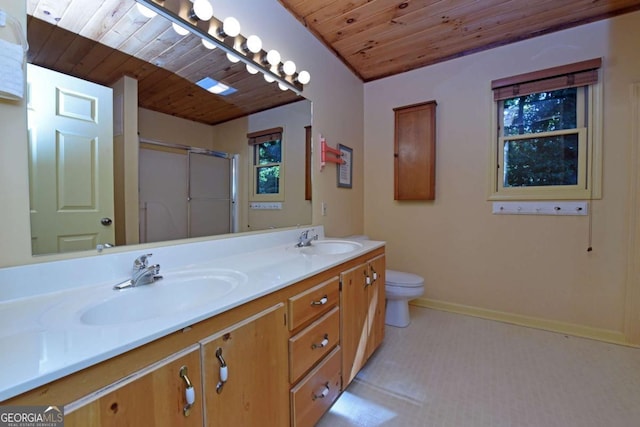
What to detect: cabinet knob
<box><xmin>371</xmin><ymin>266</ymin><xmax>378</xmax><ymax>282</ymax></box>
<box><xmin>215</xmin><ymin>347</ymin><xmax>228</xmax><ymax>394</ymax></box>
<box><xmin>311</xmin><ymin>334</ymin><xmax>329</xmax><ymax>350</ymax></box>
<box><xmin>312</xmin><ymin>383</ymin><xmax>330</xmax><ymax>401</ymax></box>
<box><xmin>179</xmin><ymin>366</ymin><xmax>196</xmax><ymax>417</ymax></box>
<box><xmin>310</xmin><ymin>295</ymin><xmax>328</xmax><ymax>306</ymax></box>
<box><xmin>363</xmin><ymin>269</ymin><xmax>372</xmax><ymax>287</ymax></box>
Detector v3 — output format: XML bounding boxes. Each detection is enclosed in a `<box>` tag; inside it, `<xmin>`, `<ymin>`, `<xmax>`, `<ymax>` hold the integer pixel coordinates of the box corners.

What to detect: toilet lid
<box><xmin>386</xmin><ymin>269</ymin><xmax>424</xmax><ymax>288</ymax></box>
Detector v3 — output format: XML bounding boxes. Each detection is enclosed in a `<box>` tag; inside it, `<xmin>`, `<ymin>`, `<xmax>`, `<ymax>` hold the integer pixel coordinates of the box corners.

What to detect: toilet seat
<box><xmin>384</xmin><ymin>269</ymin><xmax>424</xmax><ymax>328</ymax></box>
<box><xmin>386</xmin><ymin>269</ymin><xmax>424</xmax><ymax>288</ymax></box>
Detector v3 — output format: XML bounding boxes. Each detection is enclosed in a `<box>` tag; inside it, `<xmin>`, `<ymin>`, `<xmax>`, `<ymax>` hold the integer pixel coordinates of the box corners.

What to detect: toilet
<box><xmin>347</xmin><ymin>236</ymin><xmax>425</xmax><ymax>328</ymax></box>
<box><xmin>385</xmin><ymin>269</ymin><xmax>425</xmax><ymax>327</ymax></box>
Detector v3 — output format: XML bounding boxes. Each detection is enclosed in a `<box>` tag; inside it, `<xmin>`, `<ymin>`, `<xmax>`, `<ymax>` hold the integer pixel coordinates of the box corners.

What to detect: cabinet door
<box><xmin>394</xmin><ymin>100</ymin><xmax>437</xmax><ymax>200</ymax></box>
<box><xmin>340</xmin><ymin>262</ymin><xmax>369</xmax><ymax>386</ymax></box>
<box><xmin>366</xmin><ymin>255</ymin><xmax>386</xmax><ymax>360</ymax></box>
<box><xmin>64</xmin><ymin>346</ymin><xmax>203</xmax><ymax>427</ymax></box>
<box><xmin>201</xmin><ymin>303</ymin><xmax>289</xmax><ymax>426</ymax></box>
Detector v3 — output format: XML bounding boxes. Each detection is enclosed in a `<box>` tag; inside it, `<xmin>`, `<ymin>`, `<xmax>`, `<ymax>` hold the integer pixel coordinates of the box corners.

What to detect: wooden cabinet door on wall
<box><xmin>64</xmin><ymin>346</ymin><xmax>203</xmax><ymax>427</ymax></box>
<box><xmin>394</xmin><ymin>101</ymin><xmax>437</xmax><ymax>200</ymax></box>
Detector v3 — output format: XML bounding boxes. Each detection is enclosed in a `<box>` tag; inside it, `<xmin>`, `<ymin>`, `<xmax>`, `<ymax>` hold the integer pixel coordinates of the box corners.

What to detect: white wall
<box><xmin>363</xmin><ymin>11</ymin><xmax>640</xmax><ymax>341</ymax></box>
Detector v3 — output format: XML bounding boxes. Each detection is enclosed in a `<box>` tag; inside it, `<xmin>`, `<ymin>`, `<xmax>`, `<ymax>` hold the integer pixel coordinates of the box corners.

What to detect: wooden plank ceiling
<box><xmin>278</xmin><ymin>0</ymin><xmax>640</xmax><ymax>81</ymax></box>
<box><xmin>27</xmin><ymin>0</ymin><xmax>640</xmax><ymax>121</ymax></box>
<box><xmin>26</xmin><ymin>0</ymin><xmax>301</xmax><ymax>126</ymax></box>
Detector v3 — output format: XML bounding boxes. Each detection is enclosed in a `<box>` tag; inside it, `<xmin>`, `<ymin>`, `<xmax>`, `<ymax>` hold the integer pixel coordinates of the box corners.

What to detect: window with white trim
<box><xmin>248</xmin><ymin>127</ymin><xmax>284</xmax><ymax>201</ymax></box>
<box><xmin>489</xmin><ymin>59</ymin><xmax>602</xmax><ymax>200</ymax></box>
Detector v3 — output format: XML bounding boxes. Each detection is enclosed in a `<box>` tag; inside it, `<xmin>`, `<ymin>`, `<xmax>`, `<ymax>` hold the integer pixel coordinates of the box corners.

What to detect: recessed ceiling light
<box><xmin>196</xmin><ymin>77</ymin><xmax>237</xmax><ymax>96</ymax></box>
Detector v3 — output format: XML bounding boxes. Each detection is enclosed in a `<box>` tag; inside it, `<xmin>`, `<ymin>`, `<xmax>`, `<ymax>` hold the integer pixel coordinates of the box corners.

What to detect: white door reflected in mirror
<box><xmin>27</xmin><ymin>64</ymin><xmax>115</xmax><ymax>255</ymax></box>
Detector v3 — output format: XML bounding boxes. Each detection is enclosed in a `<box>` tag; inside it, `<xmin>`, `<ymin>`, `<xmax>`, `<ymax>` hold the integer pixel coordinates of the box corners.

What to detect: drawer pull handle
<box><xmin>311</xmin><ymin>334</ymin><xmax>329</xmax><ymax>349</ymax></box>
<box><xmin>312</xmin><ymin>383</ymin><xmax>330</xmax><ymax>400</ymax></box>
<box><xmin>311</xmin><ymin>295</ymin><xmax>328</xmax><ymax>306</ymax></box>
<box><xmin>179</xmin><ymin>366</ymin><xmax>195</xmax><ymax>417</ymax></box>
<box><xmin>371</xmin><ymin>266</ymin><xmax>378</xmax><ymax>282</ymax></box>
<box><xmin>216</xmin><ymin>347</ymin><xmax>228</xmax><ymax>394</ymax></box>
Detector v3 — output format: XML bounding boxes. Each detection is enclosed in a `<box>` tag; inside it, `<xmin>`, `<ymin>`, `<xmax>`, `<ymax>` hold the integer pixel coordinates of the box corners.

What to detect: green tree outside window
<box><xmin>501</xmin><ymin>89</ymin><xmax>579</xmax><ymax>187</ymax></box>
<box><xmin>255</xmin><ymin>140</ymin><xmax>281</xmax><ymax>194</ymax></box>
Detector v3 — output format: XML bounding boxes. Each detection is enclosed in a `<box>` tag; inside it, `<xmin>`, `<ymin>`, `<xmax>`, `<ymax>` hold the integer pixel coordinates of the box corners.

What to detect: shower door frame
<box><xmin>139</xmin><ymin>137</ymin><xmax>239</xmax><ymax>243</ymax></box>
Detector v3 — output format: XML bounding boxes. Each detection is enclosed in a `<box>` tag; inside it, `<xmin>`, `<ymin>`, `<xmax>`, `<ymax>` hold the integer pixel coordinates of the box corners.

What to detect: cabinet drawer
<box><xmin>288</xmin><ymin>277</ymin><xmax>339</xmax><ymax>331</ymax></box>
<box><xmin>290</xmin><ymin>346</ymin><xmax>342</xmax><ymax>427</ymax></box>
<box><xmin>289</xmin><ymin>306</ymin><xmax>340</xmax><ymax>383</ymax></box>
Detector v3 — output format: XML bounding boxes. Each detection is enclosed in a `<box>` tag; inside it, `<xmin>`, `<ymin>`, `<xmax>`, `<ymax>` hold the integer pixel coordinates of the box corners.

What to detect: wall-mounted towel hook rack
<box><xmin>320</xmin><ymin>135</ymin><xmax>345</xmax><ymax>170</ymax></box>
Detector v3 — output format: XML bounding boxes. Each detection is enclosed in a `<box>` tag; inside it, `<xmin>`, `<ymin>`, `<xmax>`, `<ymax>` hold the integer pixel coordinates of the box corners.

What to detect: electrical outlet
<box><xmin>321</xmin><ymin>202</ymin><xmax>327</xmax><ymax>216</ymax></box>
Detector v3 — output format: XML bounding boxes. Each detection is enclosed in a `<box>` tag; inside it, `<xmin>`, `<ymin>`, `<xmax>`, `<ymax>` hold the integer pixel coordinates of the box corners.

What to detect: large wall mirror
<box><xmin>25</xmin><ymin>0</ymin><xmax>312</xmax><ymax>256</ymax></box>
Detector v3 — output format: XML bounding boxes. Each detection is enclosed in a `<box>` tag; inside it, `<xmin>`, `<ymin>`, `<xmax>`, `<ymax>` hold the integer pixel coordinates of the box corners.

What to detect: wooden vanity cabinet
<box><xmin>62</xmin><ymin>304</ymin><xmax>290</xmax><ymax>427</ymax></box>
<box><xmin>341</xmin><ymin>254</ymin><xmax>386</xmax><ymax>386</ymax></box>
<box><xmin>289</xmin><ymin>306</ymin><xmax>340</xmax><ymax>383</ymax></box>
<box><xmin>366</xmin><ymin>255</ymin><xmax>386</xmax><ymax>360</ymax></box>
<box><xmin>287</xmin><ymin>277</ymin><xmax>342</xmax><ymax>427</ymax></box>
<box><xmin>4</xmin><ymin>247</ymin><xmax>386</xmax><ymax>427</ymax></box>
<box><xmin>64</xmin><ymin>346</ymin><xmax>203</xmax><ymax>427</ymax></box>
<box><xmin>200</xmin><ymin>303</ymin><xmax>289</xmax><ymax>427</ymax></box>
<box><xmin>290</xmin><ymin>346</ymin><xmax>342</xmax><ymax>427</ymax></box>
<box><xmin>288</xmin><ymin>277</ymin><xmax>340</xmax><ymax>332</ymax></box>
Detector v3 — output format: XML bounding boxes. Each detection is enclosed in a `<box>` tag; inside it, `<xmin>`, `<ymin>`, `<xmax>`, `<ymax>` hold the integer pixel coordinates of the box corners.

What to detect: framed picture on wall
<box><xmin>337</xmin><ymin>144</ymin><xmax>353</xmax><ymax>188</ymax></box>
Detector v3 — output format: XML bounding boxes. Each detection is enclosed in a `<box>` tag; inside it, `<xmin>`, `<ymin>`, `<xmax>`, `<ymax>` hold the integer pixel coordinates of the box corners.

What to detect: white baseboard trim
<box><xmin>411</xmin><ymin>297</ymin><xmax>635</xmax><ymax>347</ymax></box>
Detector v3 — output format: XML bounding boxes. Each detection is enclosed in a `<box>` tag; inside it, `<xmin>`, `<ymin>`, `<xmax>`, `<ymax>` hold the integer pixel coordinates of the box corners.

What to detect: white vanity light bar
<box><xmin>135</xmin><ymin>0</ymin><xmax>303</xmax><ymax>95</ymax></box>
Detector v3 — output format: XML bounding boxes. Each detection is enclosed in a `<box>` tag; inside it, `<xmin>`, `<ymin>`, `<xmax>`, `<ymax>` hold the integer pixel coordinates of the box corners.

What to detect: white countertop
<box><xmin>0</xmin><ymin>228</ymin><xmax>383</xmax><ymax>401</ymax></box>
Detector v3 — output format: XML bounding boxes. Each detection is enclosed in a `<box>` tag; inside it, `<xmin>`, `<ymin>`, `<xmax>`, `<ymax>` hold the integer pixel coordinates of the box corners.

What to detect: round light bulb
<box><xmin>192</xmin><ymin>0</ymin><xmax>213</xmax><ymax>21</ymax></box>
<box><xmin>226</xmin><ymin>52</ymin><xmax>240</xmax><ymax>63</ymax></box>
<box><xmin>297</xmin><ymin>70</ymin><xmax>311</xmax><ymax>85</ymax></box>
<box><xmin>202</xmin><ymin>38</ymin><xmax>216</xmax><ymax>50</ymax></box>
<box><xmin>172</xmin><ymin>22</ymin><xmax>189</xmax><ymax>36</ymax></box>
<box><xmin>278</xmin><ymin>83</ymin><xmax>289</xmax><ymax>91</ymax></box>
<box><xmin>246</xmin><ymin>35</ymin><xmax>262</xmax><ymax>53</ymax></box>
<box><xmin>222</xmin><ymin>17</ymin><xmax>241</xmax><ymax>37</ymax></box>
<box><xmin>264</xmin><ymin>73</ymin><xmax>275</xmax><ymax>83</ymax></box>
<box><xmin>282</xmin><ymin>60</ymin><xmax>296</xmax><ymax>76</ymax></box>
<box><xmin>136</xmin><ymin>4</ymin><xmax>157</xmax><ymax>18</ymax></box>
<box><xmin>266</xmin><ymin>50</ymin><xmax>281</xmax><ymax>66</ymax></box>
<box><xmin>246</xmin><ymin>64</ymin><xmax>259</xmax><ymax>74</ymax></box>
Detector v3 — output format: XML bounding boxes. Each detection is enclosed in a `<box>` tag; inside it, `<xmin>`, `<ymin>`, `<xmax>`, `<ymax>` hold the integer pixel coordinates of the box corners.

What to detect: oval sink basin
<box><xmin>80</xmin><ymin>269</ymin><xmax>246</xmax><ymax>326</ymax></box>
<box><xmin>300</xmin><ymin>240</ymin><xmax>363</xmax><ymax>255</ymax></box>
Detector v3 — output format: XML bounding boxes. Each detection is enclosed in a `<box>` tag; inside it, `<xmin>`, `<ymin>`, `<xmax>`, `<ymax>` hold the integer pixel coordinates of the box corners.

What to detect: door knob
<box><xmin>100</xmin><ymin>217</ymin><xmax>113</xmax><ymax>226</ymax></box>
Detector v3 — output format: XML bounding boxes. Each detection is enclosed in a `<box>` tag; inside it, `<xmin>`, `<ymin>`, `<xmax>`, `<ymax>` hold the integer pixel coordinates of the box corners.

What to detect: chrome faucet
<box><xmin>114</xmin><ymin>253</ymin><xmax>163</xmax><ymax>290</ymax></box>
<box><xmin>296</xmin><ymin>230</ymin><xmax>318</xmax><ymax>247</ymax></box>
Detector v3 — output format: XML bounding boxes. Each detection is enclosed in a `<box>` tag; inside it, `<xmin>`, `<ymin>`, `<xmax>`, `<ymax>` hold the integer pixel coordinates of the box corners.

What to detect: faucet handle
<box><xmin>133</xmin><ymin>253</ymin><xmax>152</xmax><ymax>271</ymax></box>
